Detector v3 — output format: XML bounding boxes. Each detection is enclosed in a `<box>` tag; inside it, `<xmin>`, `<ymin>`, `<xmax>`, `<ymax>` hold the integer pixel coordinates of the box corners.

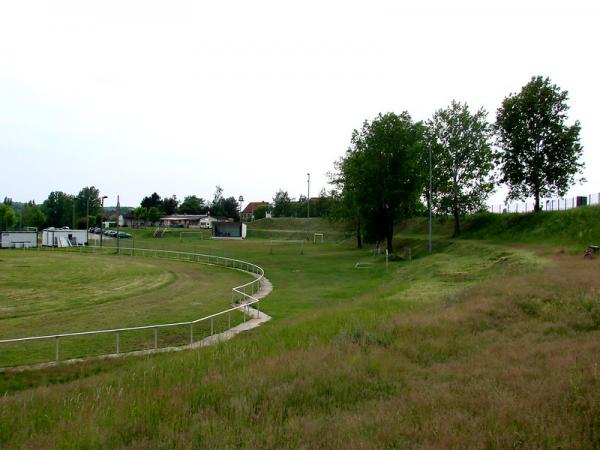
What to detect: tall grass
<box><xmin>1</xmin><ymin>219</ymin><xmax>599</xmax><ymax>448</ymax></box>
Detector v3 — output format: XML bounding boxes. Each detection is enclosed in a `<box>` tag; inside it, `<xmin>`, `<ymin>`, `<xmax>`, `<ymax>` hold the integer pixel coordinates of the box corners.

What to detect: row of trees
<box><xmin>268</xmin><ymin>189</ymin><xmax>337</xmax><ymax>219</ymax></box>
<box><xmin>132</xmin><ymin>186</ymin><xmax>241</xmax><ymax>225</ymax></box>
<box><xmin>332</xmin><ymin>76</ymin><xmax>584</xmax><ymax>253</ymax></box>
<box><xmin>0</xmin><ymin>187</ymin><xmax>104</xmax><ymax>231</ymax></box>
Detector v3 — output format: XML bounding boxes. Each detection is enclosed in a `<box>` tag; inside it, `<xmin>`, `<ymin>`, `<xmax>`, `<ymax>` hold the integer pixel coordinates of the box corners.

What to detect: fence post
<box><xmin>190</xmin><ymin>323</ymin><xmax>193</xmax><ymax>345</ymax></box>
<box><xmin>154</xmin><ymin>328</ymin><xmax>158</xmax><ymax>349</ymax></box>
<box><xmin>211</xmin><ymin>318</ymin><xmax>214</xmax><ymax>336</ymax></box>
<box><xmin>228</xmin><ymin>312</ymin><xmax>231</xmax><ymax>329</ymax></box>
<box><xmin>55</xmin><ymin>336</ymin><xmax>60</xmax><ymax>363</ymax></box>
<box><xmin>116</xmin><ymin>332</ymin><xmax>120</xmax><ymax>354</ymax></box>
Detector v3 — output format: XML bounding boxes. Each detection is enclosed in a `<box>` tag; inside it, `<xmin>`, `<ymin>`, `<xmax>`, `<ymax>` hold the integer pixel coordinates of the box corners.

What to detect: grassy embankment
<box><xmin>0</xmin><ymin>209</ymin><xmax>599</xmax><ymax>448</ymax></box>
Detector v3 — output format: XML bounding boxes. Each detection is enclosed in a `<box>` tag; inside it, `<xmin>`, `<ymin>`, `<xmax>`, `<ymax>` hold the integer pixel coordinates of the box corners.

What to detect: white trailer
<box><xmin>0</xmin><ymin>231</ymin><xmax>38</xmax><ymax>248</ymax></box>
<box><xmin>42</xmin><ymin>228</ymin><xmax>88</xmax><ymax>247</ymax></box>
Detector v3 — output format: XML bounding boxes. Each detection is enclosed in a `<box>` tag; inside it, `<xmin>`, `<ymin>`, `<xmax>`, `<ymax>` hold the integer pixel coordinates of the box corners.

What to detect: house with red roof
<box><xmin>241</xmin><ymin>201</ymin><xmax>270</xmax><ymax>221</ymax></box>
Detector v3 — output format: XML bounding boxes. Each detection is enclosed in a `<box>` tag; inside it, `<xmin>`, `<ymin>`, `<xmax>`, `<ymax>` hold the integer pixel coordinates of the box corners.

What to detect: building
<box><xmin>0</xmin><ymin>231</ymin><xmax>38</xmax><ymax>248</ymax></box>
<box><xmin>212</xmin><ymin>221</ymin><xmax>247</xmax><ymax>239</ymax></box>
<box><xmin>42</xmin><ymin>228</ymin><xmax>88</xmax><ymax>247</ymax></box>
<box><xmin>160</xmin><ymin>214</ymin><xmax>217</xmax><ymax>229</ymax></box>
<box><xmin>241</xmin><ymin>201</ymin><xmax>270</xmax><ymax>222</ymax></box>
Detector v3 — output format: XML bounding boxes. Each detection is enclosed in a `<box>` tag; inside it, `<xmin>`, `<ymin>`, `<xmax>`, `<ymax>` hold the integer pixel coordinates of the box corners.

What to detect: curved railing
<box><xmin>0</xmin><ymin>246</ymin><xmax>267</xmax><ymax>368</ymax></box>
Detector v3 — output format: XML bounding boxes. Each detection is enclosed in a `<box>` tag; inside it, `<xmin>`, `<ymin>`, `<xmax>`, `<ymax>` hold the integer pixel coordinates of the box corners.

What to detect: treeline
<box><xmin>330</xmin><ymin>76</ymin><xmax>584</xmax><ymax>253</ymax></box>
<box><xmin>0</xmin><ymin>187</ymin><xmax>105</xmax><ymax>231</ymax></box>
<box><xmin>131</xmin><ymin>186</ymin><xmax>241</xmax><ymax>224</ymax></box>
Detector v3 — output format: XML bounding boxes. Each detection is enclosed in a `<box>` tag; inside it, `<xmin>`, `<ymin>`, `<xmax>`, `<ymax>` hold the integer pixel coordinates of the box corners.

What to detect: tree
<box><xmin>75</xmin><ymin>186</ymin><xmax>101</xmax><ymax>219</ymax></box>
<box><xmin>179</xmin><ymin>195</ymin><xmax>207</xmax><ymax>214</ymax></box>
<box><xmin>253</xmin><ymin>204</ymin><xmax>270</xmax><ymax>220</ymax></box>
<box><xmin>336</xmin><ymin>112</ymin><xmax>425</xmax><ymax>253</ymax></box>
<box><xmin>141</xmin><ymin>193</ymin><xmax>162</xmax><ymax>210</ymax></box>
<box><xmin>272</xmin><ymin>190</ymin><xmax>292</xmax><ymax>217</ymax></box>
<box><xmin>495</xmin><ymin>76</ymin><xmax>584</xmax><ymax>212</ymax></box>
<box><xmin>22</xmin><ymin>202</ymin><xmax>46</xmax><ymax>229</ymax></box>
<box><xmin>221</xmin><ymin>197</ymin><xmax>240</xmax><ymax>220</ymax></box>
<box><xmin>133</xmin><ymin>207</ymin><xmax>148</xmax><ymax>226</ymax></box>
<box><xmin>42</xmin><ymin>191</ymin><xmax>75</xmax><ymax>227</ymax></box>
<box><xmin>147</xmin><ymin>207</ymin><xmax>161</xmax><ymax>224</ymax></box>
<box><xmin>426</xmin><ymin>100</ymin><xmax>495</xmax><ymax>237</ymax></box>
<box><xmin>161</xmin><ymin>195</ymin><xmax>179</xmax><ymax>215</ymax></box>
<box><xmin>0</xmin><ymin>204</ymin><xmax>17</xmax><ymax>230</ymax></box>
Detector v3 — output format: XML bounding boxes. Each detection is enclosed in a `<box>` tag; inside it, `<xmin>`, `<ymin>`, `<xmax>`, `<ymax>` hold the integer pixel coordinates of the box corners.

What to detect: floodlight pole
<box><xmin>428</xmin><ymin>143</ymin><xmax>432</xmax><ymax>255</ymax></box>
<box><xmin>307</xmin><ymin>173</ymin><xmax>310</xmax><ymax>218</ymax></box>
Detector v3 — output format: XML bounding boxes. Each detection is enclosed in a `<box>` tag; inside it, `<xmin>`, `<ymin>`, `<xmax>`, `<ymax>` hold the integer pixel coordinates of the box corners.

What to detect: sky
<box><xmin>1</xmin><ymin>0</ymin><xmax>599</xmax><ymax>208</ymax></box>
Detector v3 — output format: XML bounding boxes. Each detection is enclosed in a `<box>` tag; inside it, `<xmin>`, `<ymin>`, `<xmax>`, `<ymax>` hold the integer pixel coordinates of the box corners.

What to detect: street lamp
<box><xmin>238</xmin><ymin>195</ymin><xmax>244</xmax><ymax>222</ymax></box>
<box><xmin>428</xmin><ymin>143</ymin><xmax>432</xmax><ymax>254</ymax></box>
<box><xmin>100</xmin><ymin>196</ymin><xmax>108</xmax><ymax>247</ymax></box>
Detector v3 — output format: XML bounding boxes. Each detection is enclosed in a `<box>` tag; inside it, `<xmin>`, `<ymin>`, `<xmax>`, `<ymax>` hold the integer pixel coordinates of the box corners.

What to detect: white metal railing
<box><xmin>0</xmin><ymin>246</ymin><xmax>266</xmax><ymax>368</ymax></box>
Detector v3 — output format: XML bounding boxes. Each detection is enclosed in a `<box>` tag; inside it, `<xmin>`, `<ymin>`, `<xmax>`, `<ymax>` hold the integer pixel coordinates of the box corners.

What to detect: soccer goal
<box><xmin>269</xmin><ymin>239</ymin><xmax>305</xmax><ymax>255</ymax></box>
<box><xmin>179</xmin><ymin>231</ymin><xmax>206</xmax><ymax>242</ymax></box>
<box><xmin>313</xmin><ymin>232</ymin><xmax>324</xmax><ymax>244</ymax></box>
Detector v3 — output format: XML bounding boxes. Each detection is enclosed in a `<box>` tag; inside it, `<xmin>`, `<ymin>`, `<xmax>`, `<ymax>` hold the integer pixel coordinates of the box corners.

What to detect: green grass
<box><xmin>0</xmin><ymin>249</ymin><xmax>252</xmax><ymax>367</ymax></box>
<box><xmin>1</xmin><ymin>217</ymin><xmax>599</xmax><ymax>448</ymax></box>
<box><xmin>398</xmin><ymin>204</ymin><xmax>600</xmax><ymax>249</ymax></box>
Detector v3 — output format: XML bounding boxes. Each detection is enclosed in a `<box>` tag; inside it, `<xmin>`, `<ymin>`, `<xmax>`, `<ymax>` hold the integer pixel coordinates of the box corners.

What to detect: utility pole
<box><xmin>307</xmin><ymin>173</ymin><xmax>310</xmax><ymax>218</ymax></box>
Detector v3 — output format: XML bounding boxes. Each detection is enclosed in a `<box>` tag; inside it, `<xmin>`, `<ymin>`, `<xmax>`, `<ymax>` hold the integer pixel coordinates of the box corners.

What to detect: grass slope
<box><xmin>0</xmin><ymin>217</ymin><xmax>599</xmax><ymax>448</ymax></box>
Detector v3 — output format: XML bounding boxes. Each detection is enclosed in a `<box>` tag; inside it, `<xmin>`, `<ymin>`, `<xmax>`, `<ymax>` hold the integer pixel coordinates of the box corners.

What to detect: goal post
<box><xmin>179</xmin><ymin>231</ymin><xmax>206</xmax><ymax>241</ymax></box>
<box><xmin>313</xmin><ymin>232</ymin><xmax>324</xmax><ymax>244</ymax></box>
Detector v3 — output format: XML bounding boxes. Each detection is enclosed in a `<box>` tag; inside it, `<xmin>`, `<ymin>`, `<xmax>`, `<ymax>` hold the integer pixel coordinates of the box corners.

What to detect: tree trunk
<box><xmin>534</xmin><ymin>186</ymin><xmax>541</xmax><ymax>212</ymax></box>
<box><xmin>533</xmin><ymin>190</ymin><xmax>542</xmax><ymax>212</ymax></box>
<box><xmin>356</xmin><ymin>217</ymin><xmax>362</xmax><ymax>249</ymax></box>
<box><xmin>453</xmin><ymin>208</ymin><xmax>460</xmax><ymax>238</ymax></box>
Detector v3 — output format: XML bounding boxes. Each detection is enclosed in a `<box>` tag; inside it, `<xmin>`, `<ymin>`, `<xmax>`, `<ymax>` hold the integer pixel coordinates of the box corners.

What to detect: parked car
<box><xmin>117</xmin><ymin>231</ymin><xmax>131</xmax><ymax>238</ymax></box>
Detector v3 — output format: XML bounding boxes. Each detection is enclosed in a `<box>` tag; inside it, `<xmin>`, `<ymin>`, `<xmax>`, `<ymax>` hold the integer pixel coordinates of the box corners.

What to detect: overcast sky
<box><xmin>1</xmin><ymin>0</ymin><xmax>598</xmax><ymax>208</ymax></box>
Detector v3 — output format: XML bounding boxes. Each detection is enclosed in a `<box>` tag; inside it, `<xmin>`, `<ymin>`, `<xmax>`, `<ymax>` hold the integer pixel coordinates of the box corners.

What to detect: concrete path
<box><xmin>2</xmin><ymin>275</ymin><xmax>273</xmax><ymax>372</ymax></box>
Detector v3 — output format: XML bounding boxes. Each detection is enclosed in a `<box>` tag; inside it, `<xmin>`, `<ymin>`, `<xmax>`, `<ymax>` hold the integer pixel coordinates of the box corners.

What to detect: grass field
<box><xmin>0</xmin><ymin>214</ymin><xmax>599</xmax><ymax>448</ymax></box>
<box><xmin>0</xmin><ymin>249</ymin><xmax>252</xmax><ymax>367</ymax></box>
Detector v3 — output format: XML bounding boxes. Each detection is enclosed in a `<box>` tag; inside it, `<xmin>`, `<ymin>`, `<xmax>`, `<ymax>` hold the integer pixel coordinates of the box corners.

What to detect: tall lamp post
<box><xmin>238</xmin><ymin>195</ymin><xmax>244</xmax><ymax>222</ymax></box>
<box><xmin>428</xmin><ymin>144</ymin><xmax>432</xmax><ymax>254</ymax></box>
<box><xmin>100</xmin><ymin>195</ymin><xmax>108</xmax><ymax>247</ymax></box>
<box><xmin>307</xmin><ymin>173</ymin><xmax>310</xmax><ymax>218</ymax></box>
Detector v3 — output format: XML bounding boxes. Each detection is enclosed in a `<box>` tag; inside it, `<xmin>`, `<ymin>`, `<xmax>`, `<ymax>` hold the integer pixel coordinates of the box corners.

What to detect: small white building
<box><xmin>160</xmin><ymin>214</ymin><xmax>217</xmax><ymax>229</ymax></box>
<box><xmin>42</xmin><ymin>228</ymin><xmax>88</xmax><ymax>247</ymax></box>
<box><xmin>0</xmin><ymin>231</ymin><xmax>38</xmax><ymax>248</ymax></box>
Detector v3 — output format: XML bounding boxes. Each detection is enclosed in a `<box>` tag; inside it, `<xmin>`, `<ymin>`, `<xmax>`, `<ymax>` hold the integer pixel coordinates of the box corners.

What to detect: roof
<box><xmin>160</xmin><ymin>214</ymin><xmax>211</xmax><ymax>221</ymax></box>
<box><xmin>242</xmin><ymin>201</ymin><xmax>270</xmax><ymax>214</ymax></box>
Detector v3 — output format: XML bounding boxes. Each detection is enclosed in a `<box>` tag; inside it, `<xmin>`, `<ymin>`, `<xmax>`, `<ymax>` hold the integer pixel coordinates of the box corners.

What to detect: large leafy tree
<box><xmin>426</xmin><ymin>100</ymin><xmax>495</xmax><ymax>237</ymax></box>
<box><xmin>22</xmin><ymin>201</ymin><xmax>46</xmax><ymax>229</ymax></box>
<box><xmin>178</xmin><ymin>195</ymin><xmax>207</xmax><ymax>214</ymax></box>
<box><xmin>161</xmin><ymin>195</ymin><xmax>179</xmax><ymax>215</ymax></box>
<box><xmin>495</xmin><ymin>76</ymin><xmax>584</xmax><ymax>212</ymax></box>
<box><xmin>337</xmin><ymin>112</ymin><xmax>425</xmax><ymax>253</ymax></box>
<box><xmin>141</xmin><ymin>192</ymin><xmax>162</xmax><ymax>209</ymax></box>
<box><xmin>272</xmin><ymin>190</ymin><xmax>293</xmax><ymax>217</ymax></box>
<box><xmin>75</xmin><ymin>186</ymin><xmax>101</xmax><ymax>219</ymax></box>
<box><xmin>0</xmin><ymin>204</ymin><xmax>17</xmax><ymax>230</ymax></box>
<box><xmin>42</xmin><ymin>191</ymin><xmax>75</xmax><ymax>227</ymax></box>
